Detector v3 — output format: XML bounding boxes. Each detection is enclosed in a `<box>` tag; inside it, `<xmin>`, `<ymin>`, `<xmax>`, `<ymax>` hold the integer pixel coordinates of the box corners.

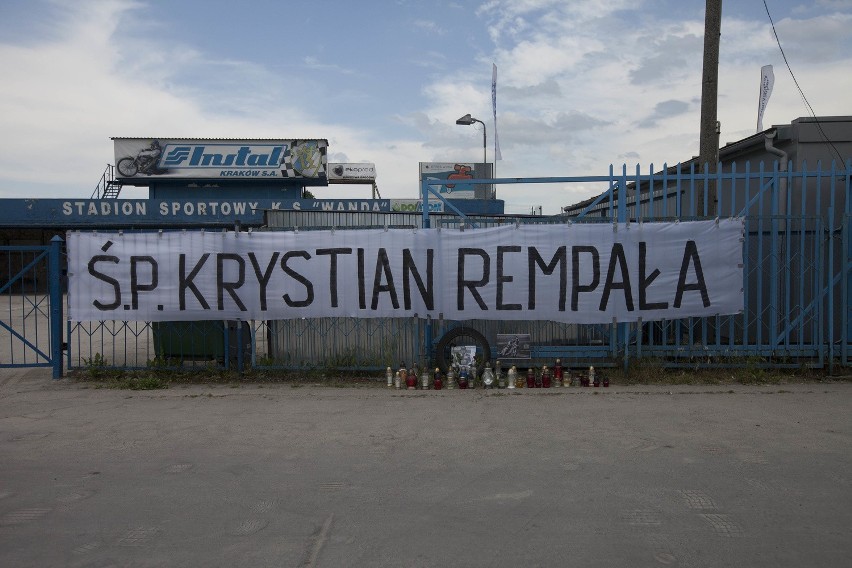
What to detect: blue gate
<box><xmin>0</xmin><ymin>236</ymin><xmax>64</xmax><ymax>378</ymax></box>
<box><xmin>416</xmin><ymin>161</ymin><xmax>850</xmax><ymax>371</ymax></box>
<box><xmin>845</xmin><ymin>214</ymin><xmax>852</xmax><ymax>366</ymax></box>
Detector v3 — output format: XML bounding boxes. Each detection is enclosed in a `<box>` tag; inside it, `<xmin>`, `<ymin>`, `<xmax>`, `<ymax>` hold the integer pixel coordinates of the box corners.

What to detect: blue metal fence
<box><xmin>0</xmin><ymin>236</ymin><xmax>64</xmax><ymax>378</ymax></box>
<box><xmin>844</xmin><ymin>213</ymin><xmax>852</xmax><ymax>367</ymax></box>
<box><xmin>55</xmin><ymin>162</ymin><xmax>851</xmax><ymax>373</ymax></box>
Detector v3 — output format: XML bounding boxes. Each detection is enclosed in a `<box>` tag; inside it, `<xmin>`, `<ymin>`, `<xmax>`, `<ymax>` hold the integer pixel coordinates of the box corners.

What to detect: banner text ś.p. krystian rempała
<box><xmin>67</xmin><ymin>220</ymin><xmax>743</xmax><ymax>323</ymax></box>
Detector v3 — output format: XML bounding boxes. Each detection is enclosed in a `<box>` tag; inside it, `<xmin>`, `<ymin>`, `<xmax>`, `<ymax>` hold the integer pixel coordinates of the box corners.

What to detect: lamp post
<box><xmin>455</xmin><ymin>113</ymin><xmax>487</xmax><ymax>167</ymax></box>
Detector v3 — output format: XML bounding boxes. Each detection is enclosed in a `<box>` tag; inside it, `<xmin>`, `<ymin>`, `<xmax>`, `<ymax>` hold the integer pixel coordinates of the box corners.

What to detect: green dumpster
<box><xmin>152</xmin><ymin>320</ymin><xmax>251</xmax><ymax>363</ymax></box>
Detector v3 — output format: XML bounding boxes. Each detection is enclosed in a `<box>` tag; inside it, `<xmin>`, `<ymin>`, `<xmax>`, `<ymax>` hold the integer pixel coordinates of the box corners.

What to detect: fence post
<box><xmin>843</xmin><ymin>216</ymin><xmax>849</xmax><ymax>365</ymax></box>
<box><xmin>49</xmin><ymin>235</ymin><xmax>64</xmax><ymax>379</ymax></box>
<box><xmin>828</xmin><ymin>206</ymin><xmax>835</xmax><ymax>374</ymax></box>
<box><xmin>236</xmin><ymin>320</ymin><xmax>244</xmax><ymax>373</ymax></box>
<box><xmin>425</xmin><ymin>314</ymin><xmax>432</xmax><ymax>369</ymax></box>
<box><xmin>421</xmin><ymin>179</ymin><xmax>431</xmax><ymax>229</ymax></box>
<box><xmin>422</xmin><ymin>180</ymin><xmax>431</xmax><ymax>366</ymax></box>
<box><xmin>618</xmin><ymin>167</ymin><xmax>629</xmax><ymax>372</ymax></box>
<box><xmin>223</xmin><ymin>320</ymin><xmax>230</xmax><ymax>371</ymax></box>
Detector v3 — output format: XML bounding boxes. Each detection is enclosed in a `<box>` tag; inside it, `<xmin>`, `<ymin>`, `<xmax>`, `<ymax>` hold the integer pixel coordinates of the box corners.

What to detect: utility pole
<box><xmin>698</xmin><ymin>0</ymin><xmax>722</xmax><ymax>213</ymax></box>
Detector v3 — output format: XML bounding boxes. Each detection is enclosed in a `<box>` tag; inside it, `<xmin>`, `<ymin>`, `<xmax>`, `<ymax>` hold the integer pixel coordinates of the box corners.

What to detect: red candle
<box><xmin>541</xmin><ymin>366</ymin><xmax>552</xmax><ymax>388</ymax></box>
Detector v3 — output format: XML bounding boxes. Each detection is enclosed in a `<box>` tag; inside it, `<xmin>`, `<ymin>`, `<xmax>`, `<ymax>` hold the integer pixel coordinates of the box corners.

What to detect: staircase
<box><xmin>91</xmin><ymin>164</ymin><xmax>123</xmax><ymax>199</ymax></box>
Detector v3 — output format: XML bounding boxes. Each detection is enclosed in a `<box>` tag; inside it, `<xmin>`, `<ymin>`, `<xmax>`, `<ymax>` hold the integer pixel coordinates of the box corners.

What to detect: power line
<box><xmin>761</xmin><ymin>0</ymin><xmax>846</xmax><ymax>166</ymax></box>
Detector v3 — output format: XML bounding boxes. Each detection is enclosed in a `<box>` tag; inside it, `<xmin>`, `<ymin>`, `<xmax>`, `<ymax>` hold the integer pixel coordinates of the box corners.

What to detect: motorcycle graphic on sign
<box><xmin>116</xmin><ymin>140</ymin><xmax>169</xmax><ymax>177</ymax></box>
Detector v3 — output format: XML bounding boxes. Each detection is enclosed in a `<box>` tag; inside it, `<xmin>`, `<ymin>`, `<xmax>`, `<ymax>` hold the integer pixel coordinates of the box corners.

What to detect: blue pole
<box><xmin>236</xmin><ymin>320</ymin><xmax>244</xmax><ymax>373</ymax></box>
<box><xmin>770</xmin><ymin>163</ymin><xmax>779</xmax><ymax>348</ymax></box>
<box><xmin>421</xmin><ymin>179</ymin><xmax>430</xmax><ymax>229</ymax></box>
<box><xmin>842</xmin><ymin>213</ymin><xmax>849</xmax><ymax>364</ymax></box>
<box><xmin>618</xmin><ymin>166</ymin><xmax>628</xmax><ymax>372</ymax></box>
<box><xmin>223</xmin><ymin>320</ymin><xmax>230</xmax><ymax>371</ymax></box>
<box><xmin>816</xmin><ymin>218</ymin><xmax>824</xmax><ymax>368</ymax></box>
<box><xmin>49</xmin><ymin>235</ymin><xmax>63</xmax><ymax>379</ymax></box>
<box><xmin>828</xmin><ymin>206</ymin><xmax>835</xmax><ymax>373</ymax></box>
<box><xmin>420</xmin><ymin>179</ymin><xmax>432</xmax><ymax>364</ymax></box>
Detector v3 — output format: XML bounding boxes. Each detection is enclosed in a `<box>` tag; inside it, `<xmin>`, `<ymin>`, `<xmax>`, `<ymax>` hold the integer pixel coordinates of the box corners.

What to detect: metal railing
<box><xmin>91</xmin><ymin>164</ymin><xmax>121</xmax><ymax>199</ymax></box>
<box><xmin>51</xmin><ymin>162</ymin><xmax>851</xmax><ymax>373</ymax></box>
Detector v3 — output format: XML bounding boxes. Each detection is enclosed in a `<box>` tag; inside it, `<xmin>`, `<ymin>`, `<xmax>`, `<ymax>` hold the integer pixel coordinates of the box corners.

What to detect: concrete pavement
<box><xmin>1</xmin><ymin>368</ymin><xmax>850</xmax><ymax>567</ymax></box>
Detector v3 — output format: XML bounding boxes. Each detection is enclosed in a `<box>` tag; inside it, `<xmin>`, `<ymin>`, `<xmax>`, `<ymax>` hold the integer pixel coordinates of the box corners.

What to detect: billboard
<box><xmin>328</xmin><ymin>163</ymin><xmax>376</xmax><ymax>183</ymax></box>
<box><xmin>112</xmin><ymin>138</ymin><xmax>328</xmax><ymax>185</ymax></box>
<box><xmin>419</xmin><ymin>162</ymin><xmax>493</xmax><ymax>199</ymax></box>
<box><xmin>390</xmin><ymin>199</ymin><xmax>444</xmax><ymax>213</ymax></box>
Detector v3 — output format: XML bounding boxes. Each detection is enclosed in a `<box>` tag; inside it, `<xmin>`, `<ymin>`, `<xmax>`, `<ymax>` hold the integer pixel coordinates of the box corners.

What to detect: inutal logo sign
<box><xmin>162</xmin><ymin>144</ymin><xmax>284</xmax><ymax>168</ymax></box>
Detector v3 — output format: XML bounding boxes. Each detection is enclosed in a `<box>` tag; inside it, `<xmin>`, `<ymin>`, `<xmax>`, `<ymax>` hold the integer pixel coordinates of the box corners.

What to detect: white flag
<box><xmin>492</xmin><ymin>63</ymin><xmax>502</xmax><ymax>161</ymax></box>
<box><xmin>756</xmin><ymin>65</ymin><xmax>774</xmax><ymax>132</ymax></box>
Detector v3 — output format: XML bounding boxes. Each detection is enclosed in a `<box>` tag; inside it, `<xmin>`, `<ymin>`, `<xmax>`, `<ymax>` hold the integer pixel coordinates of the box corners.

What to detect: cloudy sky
<box><xmin>0</xmin><ymin>0</ymin><xmax>849</xmax><ymax>214</ymax></box>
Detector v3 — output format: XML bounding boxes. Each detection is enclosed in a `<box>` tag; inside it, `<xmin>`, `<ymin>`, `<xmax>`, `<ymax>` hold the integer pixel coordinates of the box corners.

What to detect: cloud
<box><xmin>496</xmin><ymin>111</ymin><xmax>609</xmax><ymax>148</ymax></box>
<box><xmin>410</xmin><ymin>50</ymin><xmax>447</xmax><ymax>70</ymax></box>
<box><xmin>502</xmin><ymin>78</ymin><xmax>561</xmax><ymax>98</ymax></box>
<box><xmin>768</xmin><ymin>13</ymin><xmax>852</xmax><ymax>62</ymax></box>
<box><xmin>813</xmin><ymin>0</ymin><xmax>852</xmax><ymax>10</ymax></box>
<box><xmin>628</xmin><ymin>32</ymin><xmax>702</xmax><ymax>86</ymax></box>
<box><xmin>412</xmin><ymin>19</ymin><xmax>445</xmax><ymax>35</ymax></box>
<box><xmin>0</xmin><ymin>0</ymin><xmax>849</xmax><ymax>214</ymax></box>
<box><xmin>0</xmin><ymin>0</ymin><xmax>325</xmax><ymax>196</ymax></box>
<box><xmin>637</xmin><ymin>99</ymin><xmax>692</xmax><ymax>128</ymax></box>
<box><xmin>302</xmin><ymin>56</ymin><xmax>356</xmax><ymax>74</ymax></box>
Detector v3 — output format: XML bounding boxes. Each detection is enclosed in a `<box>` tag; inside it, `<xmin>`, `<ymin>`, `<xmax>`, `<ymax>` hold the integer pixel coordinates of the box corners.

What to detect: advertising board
<box><xmin>390</xmin><ymin>199</ymin><xmax>444</xmax><ymax>213</ymax></box>
<box><xmin>112</xmin><ymin>138</ymin><xmax>328</xmax><ymax>185</ymax></box>
<box><xmin>419</xmin><ymin>162</ymin><xmax>493</xmax><ymax>199</ymax></box>
<box><xmin>328</xmin><ymin>163</ymin><xmax>376</xmax><ymax>182</ymax></box>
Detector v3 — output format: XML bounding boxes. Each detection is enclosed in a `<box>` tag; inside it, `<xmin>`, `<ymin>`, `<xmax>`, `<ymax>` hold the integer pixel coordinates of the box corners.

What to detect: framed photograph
<box><xmin>497</xmin><ymin>334</ymin><xmax>531</xmax><ymax>359</ymax></box>
<box><xmin>450</xmin><ymin>345</ymin><xmax>477</xmax><ymax>372</ymax></box>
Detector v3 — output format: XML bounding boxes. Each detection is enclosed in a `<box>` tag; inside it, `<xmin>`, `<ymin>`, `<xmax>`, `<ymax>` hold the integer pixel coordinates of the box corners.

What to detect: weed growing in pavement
<box><xmin>81</xmin><ymin>353</ymin><xmax>120</xmax><ymax>379</ymax></box>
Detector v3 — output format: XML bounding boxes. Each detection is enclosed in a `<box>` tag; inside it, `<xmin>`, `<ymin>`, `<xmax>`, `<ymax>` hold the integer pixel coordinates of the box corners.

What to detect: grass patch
<box><xmin>70</xmin><ymin>362</ymin><xmax>386</xmax><ymax>390</ymax></box>
<box><xmin>602</xmin><ymin>357</ymin><xmax>835</xmax><ymax>386</ymax></box>
<box><xmin>87</xmin><ymin>374</ymin><xmax>170</xmax><ymax>390</ymax></box>
<box><xmin>68</xmin><ymin>356</ymin><xmax>846</xmax><ymax>390</ymax></box>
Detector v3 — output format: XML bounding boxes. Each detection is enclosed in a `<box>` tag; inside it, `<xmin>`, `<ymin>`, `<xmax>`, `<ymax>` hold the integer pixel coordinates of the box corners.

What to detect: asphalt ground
<box><xmin>0</xmin><ymin>368</ymin><xmax>850</xmax><ymax>567</ymax></box>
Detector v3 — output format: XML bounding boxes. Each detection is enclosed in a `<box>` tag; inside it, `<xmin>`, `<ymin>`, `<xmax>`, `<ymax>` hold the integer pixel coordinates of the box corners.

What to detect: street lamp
<box><xmin>456</xmin><ymin>113</ymin><xmax>487</xmax><ymax>167</ymax></box>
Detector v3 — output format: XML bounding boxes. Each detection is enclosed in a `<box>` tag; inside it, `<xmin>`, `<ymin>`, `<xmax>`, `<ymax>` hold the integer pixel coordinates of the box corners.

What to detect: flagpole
<box><xmin>491</xmin><ymin>63</ymin><xmax>500</xmax><ymax>181</ymax></box>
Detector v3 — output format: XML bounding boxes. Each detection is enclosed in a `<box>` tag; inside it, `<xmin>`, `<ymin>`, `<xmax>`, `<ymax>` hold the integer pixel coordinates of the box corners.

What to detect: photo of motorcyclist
<box><xmin>116</xmin><ymin>140</ymin><xmax>168</xmax><ymax>177</ymax></box>
<box><xmin>135</xmin><ymin>140</ymin><xmax>166</xmax><ymax>174</ymax></box>
<box><xmin>499</xmin><ymin>336</ymin><xmax>520</xmax><ymax>358</ymax></box>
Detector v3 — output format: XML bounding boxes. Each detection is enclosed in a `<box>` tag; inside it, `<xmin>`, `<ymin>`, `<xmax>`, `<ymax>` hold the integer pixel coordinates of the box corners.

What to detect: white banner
<box><xmin>67</xmin><ymin>220</ymin><xmax>744</xmax><ymax>323</ymax></box>
<box><xmin>757</xmin><ymin>65</ymin><xmax>774</xmax><ymax>132</ymax></box>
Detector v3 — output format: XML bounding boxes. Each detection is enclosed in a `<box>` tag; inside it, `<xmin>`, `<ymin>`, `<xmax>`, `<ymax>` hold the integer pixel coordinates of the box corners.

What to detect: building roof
<box><xmin>561</xmin><ymin>115</ymin><xmax>852</xmax><ymax>214</ymax></box>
